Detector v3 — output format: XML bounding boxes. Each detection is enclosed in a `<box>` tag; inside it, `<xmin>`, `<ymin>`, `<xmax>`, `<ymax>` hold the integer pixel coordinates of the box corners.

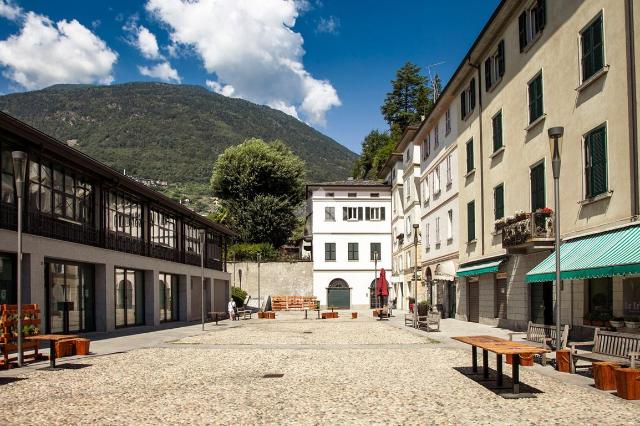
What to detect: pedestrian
<box><xmin>228</xmin><ymin>299</ymin><xmax>236</xmax><ymax>321</ymax></box>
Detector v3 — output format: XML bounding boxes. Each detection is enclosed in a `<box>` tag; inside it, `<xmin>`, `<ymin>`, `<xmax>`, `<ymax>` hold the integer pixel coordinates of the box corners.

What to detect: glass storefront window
<box><xmin>115</xmin><ymin>267</ymin><xmax>145</xmax><ymax>328</ymax></box>
<box><xmin>45</xmin><ymin>261</ymin><xmax>95</xmax><ymax>334</ymax></box>
<box><xmin>0</xmin><ymin>255</ymin><xmax>15</xmax><ymax>304</ymax></box>
<box><xmin>623</xmin><ymin>278</ymin><xmax>640</xmax><ymax>317</ymax></box>
<box><xmin>588</xmin><ymin>277</ymin><xmax>613</xmax><ymax>314</ymax></box>
<box><xmin>159</xmin><ymin>273</ymin><xmax>179</xmax><ymax>322</ymax></box>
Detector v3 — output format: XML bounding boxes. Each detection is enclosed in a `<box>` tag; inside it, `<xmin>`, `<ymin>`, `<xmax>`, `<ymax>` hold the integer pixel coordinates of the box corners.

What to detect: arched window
<box><xmin>328</xmin><ymin>278</ymin><xmax>349</xmax><ymax>289</ymax></box>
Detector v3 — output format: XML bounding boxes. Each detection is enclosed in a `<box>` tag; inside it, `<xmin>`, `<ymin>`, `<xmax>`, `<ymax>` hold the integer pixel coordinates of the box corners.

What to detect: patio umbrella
<box><xmin>377</xmin><ymin>268</ymin><xmax>389</xmax><ymax>305</ymax></box>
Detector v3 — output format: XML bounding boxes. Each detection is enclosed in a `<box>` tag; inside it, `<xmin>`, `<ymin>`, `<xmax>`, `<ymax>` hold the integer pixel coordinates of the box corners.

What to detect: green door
<box><xmin>531</xmin><ymin>163</ymin><xmax>546</xmax><ymax>211</ymax></box>
<box><xmin>327</xmin><ymin>279</ymin><xmax>350</xmax><ymax>309</ymax></box>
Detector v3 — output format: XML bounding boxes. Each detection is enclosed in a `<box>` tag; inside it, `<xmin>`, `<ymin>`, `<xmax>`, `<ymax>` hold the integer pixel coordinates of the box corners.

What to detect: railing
<box><xmin>26</xmin><ymin>212</ymin><xmax>100</xmax><ymax>247</ymax></box>
<box><xmin>149</xmin><ymin>244</ymin><xmax>180</xmax><ymax>263</ymax></box>
<box><xmin>184</xmin><ymin>251</ymin><xmax>201</xmax><ymax>267</ymax></box>
<box><xmin>105</xmin><ymin>232</ymin><xmax>147</xmax><ymax>256</ymax></box>
<box><xmin>0</xmin><ymin>203</ymin><xmax>16</xmax><ymax>230</ymax></box>
<box><xmin>501</xmin><ymin>211</ymin><xmax>553</xmax><ymax>248</ymax></box>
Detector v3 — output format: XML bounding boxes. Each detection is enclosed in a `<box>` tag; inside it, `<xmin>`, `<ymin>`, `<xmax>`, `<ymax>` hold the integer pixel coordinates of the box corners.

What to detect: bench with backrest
<box><xmin>508</xmin><ymin>321</ymin><xmax>569</xmax><ymax>366</ymax></box>
<box><xmin>417</xmin><ymin>312</ymin><xmax>441</xmax><ymax>332</ymax></box>
<box><xmin>570</xmin><ymin>329</ymin><xmax>640</xmax><ymax>373</ymax></box>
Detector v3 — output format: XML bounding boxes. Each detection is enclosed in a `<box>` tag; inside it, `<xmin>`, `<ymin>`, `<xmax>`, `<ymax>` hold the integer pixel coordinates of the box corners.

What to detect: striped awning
<box><xmin>526</xmin><ymin>225</ymin><xmax>640</xmax><ymax>283</ymax></box>
<box><xmin>457</xmin><ymin>258</ymin><xmax>505</xmax><ymax>277</ymax></box>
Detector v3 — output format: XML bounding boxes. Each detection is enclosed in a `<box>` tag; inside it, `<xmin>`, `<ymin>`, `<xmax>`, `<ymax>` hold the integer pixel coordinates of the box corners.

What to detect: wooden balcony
<box><xmin>500</xmin><ymin>211</ymin><xmax>554</xmax><ymax>253</ymax></box>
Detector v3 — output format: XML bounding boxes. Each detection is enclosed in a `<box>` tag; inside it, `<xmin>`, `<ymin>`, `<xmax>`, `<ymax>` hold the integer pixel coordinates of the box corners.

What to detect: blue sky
<box><xmin>0</xmin><ymin>0</ymin><xmax>499</xmax><ymax>154</ymax></box>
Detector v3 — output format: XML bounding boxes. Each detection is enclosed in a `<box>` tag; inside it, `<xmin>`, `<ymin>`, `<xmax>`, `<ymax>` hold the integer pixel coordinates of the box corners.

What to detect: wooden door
<box><xmin>468</xmin><ymin>281</ymin><xmax>479</xmax><ymax>323</ymax></box>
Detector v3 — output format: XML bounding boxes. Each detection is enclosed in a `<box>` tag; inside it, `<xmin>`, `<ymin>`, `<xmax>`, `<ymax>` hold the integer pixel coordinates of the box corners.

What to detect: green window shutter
<box><xmin>342</xmin><ymin>207</ymin><xmax>347</xmax><ymax>220</ymax></box>
<box><xmin>484</xmin><ymin>58</ymin><xmax>492</xmax><ymax>91</ymax></box>
<box><xmin>582</xmin><ymin>15</ymin><xmax>604</xmax><ymax>81</ymax></box>
<box><xmin>357</xmin><ymin>206</ymin><xmax>363</xmax><ymax>221</ymax></box>
<box><xmin>365</xmin><ymin>207</ymin><xmax>370</xmax><ymax>220</ymax></box>
<box><xmin>587</xmin><ymin>127</ymin><xmax>607</xmax><ymax>197</ymax></box>
<box><xmin>536</xmin><ymin>0</ymin><xmax>546</xmax><ymax>32</ymax></box>
<box><xmin>518</xmin><ymin>12</ymin><xmax>527</xmax><ymax>51</ymax></box>
<box><xmin>531</xmin><ymin>163</ymin><xmax>545</xmax><ymax>210</ymax></box>
<box><xmin>593</xmin><ymin>15</ymin><xmax>604</xmax><ymax>74</ymax></box>
<box><xmin>466</xmin><ymin>139</ymin><xmax>474</xmax><ymax>173</ymax></box>
<box><xmin>493</xmin><ymin>112</ymin><xmax>502</xmax><ymax>152</ymax></box>
<box><xmin>495</xmin><ymin>185</ymin><xmax>504</xmax><ymax>220</ymax></box>
<box><xmin>498</xmin><ymin>40</ymin><xmax>505</xmax><ymax>77</ymax></box>
<box><xmin>460</xmin><ymin>92</ymin><xmax>466</xmax><ymax>118</ymax></box>
<box><xmin>380</xmin><ymin>207</ymin><xmax>385</xmax><ymax>220</ymax></box>
<box><xmin>467</xmin><ymin>201</ymin><xmax>475</xmax><ymax>242</ymax></box>
<box><xmin>469</xmin><ymin>79</ymin><xmax>476</xmax><ymax>110</ymax></box>
<box><xmin>529</xmin><ymin>75</ymin><xmax>543</xmax><ymax>123</ymax></box>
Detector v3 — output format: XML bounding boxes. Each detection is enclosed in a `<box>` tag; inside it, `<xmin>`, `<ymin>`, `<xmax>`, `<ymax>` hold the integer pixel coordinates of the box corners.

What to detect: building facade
<box><xmin>307</xmin><ymin>181</ymin><xmax>391</xmax><ymax>309</ymax></box>
<box><xmin>449</xmin><ymin>0</ymin><xmax>640</xmax><ymax>330</ymax></box>
<box><xmin>0</xmin><ymin>112</ymin><xmax>233</xmax><ymax>335</ymax></box>
<box><xmin>416</xmin><ymin>93</ymin><xmax>460</xmax><ymax>319</ymax></box>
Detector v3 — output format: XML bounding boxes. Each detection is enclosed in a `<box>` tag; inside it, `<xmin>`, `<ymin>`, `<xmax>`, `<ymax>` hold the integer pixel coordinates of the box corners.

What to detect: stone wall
<box><xmin>229</xmin><ymin>261</ymin><xmax>313</xmax><ymax>308</ymax></box>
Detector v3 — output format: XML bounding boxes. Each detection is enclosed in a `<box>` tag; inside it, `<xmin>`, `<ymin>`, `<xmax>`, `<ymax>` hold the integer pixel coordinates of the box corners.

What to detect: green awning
<box><xmin>526</xmin><ymin>225</ymin><xmax>640</xmax><ymax>283</ymax></box>
<box><xmin>457</xmin><ymin>259</ymin><xmax>505</xmax><ymax>277</ymax></box>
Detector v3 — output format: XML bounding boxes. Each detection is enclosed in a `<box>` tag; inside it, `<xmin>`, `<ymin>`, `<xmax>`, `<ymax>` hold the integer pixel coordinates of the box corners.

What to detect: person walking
<box><xmin>228</xmin><ymin>299</ymin><xmax>236</xmax><ymax>321</ymax></box>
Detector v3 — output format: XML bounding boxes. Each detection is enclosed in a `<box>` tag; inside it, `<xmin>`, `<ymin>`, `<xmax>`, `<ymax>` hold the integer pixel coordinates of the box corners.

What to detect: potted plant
<box><xmin>609</xmin><ymin>316</ymin><xmax>625</xmax><ymax>329</ymax></box>
<box><xmin>599</xmin><ymin>311</ymin><xmax>612</xmax><ymax>328</ymax></box>
<box><xmin>417</xmin><ymin>300</ymin><xmax>431</xmax><ymax>316</ymax></box>
<box><xmin>625</xmin><ymin>317</ymin><xmax>640</xmax><ymax>329</ymax></box>
<box><xmin>494</xmin><ymin>218</ymin><xmax>507</xmax><ymax>232</ymax></box>
<box><xmin>515</xmin><ymin>210</ymin><xmax>527</xmax><ymax>221</ymax></box>
<box><xmin>536</xmin><ymin>207</ymin><xmax>553</xmax><ymax>217</ymax></box>
<box><xmin>592</xmin><ymin>312</ymin><xmax>605</xmax><ymax>327</ymax></box>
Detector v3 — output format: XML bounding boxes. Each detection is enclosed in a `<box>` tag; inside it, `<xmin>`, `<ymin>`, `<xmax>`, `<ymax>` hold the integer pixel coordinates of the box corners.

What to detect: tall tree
<box><xmin>211</xmin><ymin>138</ymin><xmax>306</xmax><ymax>248</ymax></box>
<box><xmin>381</xmin><ymin>62</ymin><xmax>431</xmax><ymax>136</ymax></box>
<box><xmin>352</xmin><ymin>130</ymin><xmax>393</xmax><ymax>179</ymax></box>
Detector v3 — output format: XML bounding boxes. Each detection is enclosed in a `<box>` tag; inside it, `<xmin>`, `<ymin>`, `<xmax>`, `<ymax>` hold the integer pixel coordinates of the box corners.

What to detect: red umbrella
<box><xmin>376</xmin><ymin>268</ymin><xmax>389</xmax><ymax>297</ymax></box>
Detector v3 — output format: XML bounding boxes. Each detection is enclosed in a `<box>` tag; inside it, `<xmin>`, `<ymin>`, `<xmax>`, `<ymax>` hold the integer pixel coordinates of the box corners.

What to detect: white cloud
<box><xmin>124</xmin><ymin>18</ymin><xmax>162</xmax><ymax>60</ymax></box>
<box><xmin>205</xmin><ymin>80</ymin><xmax>236</xmax><ymax>97</ymax></box>
<box><xmin>0</xmin><ymin>12</ymin><xmax>118</xmax><ymax>90</ymax></box>
<box><xmin>0</xmin><ymin>0</ymin><xmax>22</xmax><ymax>21</ymax></box>
<box><xmin>138</xmin><ymin>61</ymin><xmax>181</xmax><ymax>83</ymax></box>
<box><xmin>316</xmin><ymin>16</ymin><xmax>339</xmax><ymax>34</ymax></box>
<box><xmin>146</xmin><ymin>0</ymin><xmax>340</xmax><ymax>125</ymax></box>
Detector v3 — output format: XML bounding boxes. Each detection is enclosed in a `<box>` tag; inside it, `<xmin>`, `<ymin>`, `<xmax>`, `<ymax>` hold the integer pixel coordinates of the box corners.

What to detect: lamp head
<box><xmin>548</xmin><ymin>126</ymin><xmax>564</xmax><ymax>158</ymax></box>
<box><xmin>11</xmin><ymin>151</ymin><xmax>27</xmax><ymax>197</ymax></box>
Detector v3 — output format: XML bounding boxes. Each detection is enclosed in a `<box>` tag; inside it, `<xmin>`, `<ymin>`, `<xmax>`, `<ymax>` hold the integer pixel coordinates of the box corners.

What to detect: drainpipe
<box><xmin>469</xmin><ymin>60</ymin><xmax>486</xmax><ymax>255</ymax></box>
<box><xmin>625</xmin><ymin>0</ymin><xmax>639</xmax><ymax>219</ymax></box>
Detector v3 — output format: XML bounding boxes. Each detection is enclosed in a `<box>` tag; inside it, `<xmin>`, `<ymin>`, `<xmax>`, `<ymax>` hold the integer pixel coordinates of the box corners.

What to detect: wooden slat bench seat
<box><xmin>508</xmin><ymin>321</ymin><xmax>569</xmax><ymax>365</ymax></box>
<box><xmin>570</xmin><ymin>328</ymin><xmax>640</xmax><ymax>373</ymax></box>
<box><xmin>417</xmin><ymin>312</ymin><xmax>441</xmax><ymax>332</ymax></box>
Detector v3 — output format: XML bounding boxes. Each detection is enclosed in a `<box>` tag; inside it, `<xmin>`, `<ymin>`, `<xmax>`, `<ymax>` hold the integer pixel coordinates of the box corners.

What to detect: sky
<box><xmin>0</xmin><ymin>0</ymin><xmax>500</xmax><ymax>154</ymax></box>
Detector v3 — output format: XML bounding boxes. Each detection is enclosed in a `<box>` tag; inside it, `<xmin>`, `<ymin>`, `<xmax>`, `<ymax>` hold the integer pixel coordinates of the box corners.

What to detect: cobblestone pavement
<box><xmin>1</xmin><ymin>311</ymin><xmax>638</xmax><ymax>425</ymax></box>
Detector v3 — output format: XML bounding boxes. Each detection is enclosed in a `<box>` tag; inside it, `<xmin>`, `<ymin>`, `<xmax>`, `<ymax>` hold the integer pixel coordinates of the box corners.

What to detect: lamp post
<box><xmin>238</xmin><ymin>269</ymin><xmax>242</xmax><ymax>291</ymax></box>
<box><xmin>412</xmin><ymin>223</ymin><xmax>419</xmax><ymax>328</ymax></box>
<box><xmin>548</xmin><ymin>127</ymin><xmax>564</xmax><ymax>350</ymax></box>
<box><xmin>373</xmin><ymin>251</ymin><xmax>379</xmax><ymax>308</ymax></box>
<box><xmin>11</xmin><ymin>151</ymin><xmax>27</xmax><ymax>367</ymax></box>
<box><xmin>257</xmin><ymin>253</ymin><xmax>261</xmax><ymax>311</ymax></box>
<box><xmin>199</xmin><ymin>229</ymin><xmax>206</xmax><ymax>331</ymax></box>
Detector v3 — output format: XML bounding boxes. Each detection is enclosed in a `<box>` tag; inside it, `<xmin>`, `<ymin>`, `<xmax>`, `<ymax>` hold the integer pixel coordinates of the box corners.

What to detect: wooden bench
<box><xmin>417</xmin><ymin>312</ymin><xmax>441</xmax><ymax>332</ymax></box>
<box><xmin>404</xmin><ymin>313</ymin><xmax>416</xmax><ymax>327</ymax></box>
<box><xmin>569</xmin><ymin>329</ymin><xmax>640</xmax><ymax>373</ymax></box>
<box><xmin>508</xmin><ymin>321</ymin><xmax>569</xmax><ymax>366</ymax></box>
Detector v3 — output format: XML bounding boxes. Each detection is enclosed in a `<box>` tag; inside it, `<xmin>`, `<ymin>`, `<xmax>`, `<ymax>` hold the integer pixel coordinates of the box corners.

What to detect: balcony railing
<box><xmin>26</xmin><ymin>212</ymin><xmax>100</xmax><ymax>247</ymax></box>
<box><xmin>500</xmin><ymin>211</ymin><xmax>553</xmax><ymax>248</ymax></box>
<box><xmin>105</xmin><ymin>232</ymin><xmax>147</xmax><ymax>256</ymax></box>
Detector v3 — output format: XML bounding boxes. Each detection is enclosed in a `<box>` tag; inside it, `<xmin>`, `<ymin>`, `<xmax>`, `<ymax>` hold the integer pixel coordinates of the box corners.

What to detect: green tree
<box><xmin>211</xmin><ymin>139</ymin><xmax>306</xmax><ymax>248</ymax></box>
<box><xmin>352</xmin><ymin>130</ymin><xmax>393</xmax><ymax>179</ymax></box>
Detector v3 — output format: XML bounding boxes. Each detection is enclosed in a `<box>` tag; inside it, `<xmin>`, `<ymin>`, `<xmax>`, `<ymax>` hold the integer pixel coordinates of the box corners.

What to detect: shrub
<box><xmin>417</xmin><ymin>300</ymin><xmax>431</xmax><ymax>316</ymax></box>
<box><xmin>231</xmin><ymin>286</ymin><xmax>248</xmax><ymax>307</ymax></box>
<box><xmin>228</xmin><ymin>243</ymin><xmax>278</xmax><ymax>261</ymax></box>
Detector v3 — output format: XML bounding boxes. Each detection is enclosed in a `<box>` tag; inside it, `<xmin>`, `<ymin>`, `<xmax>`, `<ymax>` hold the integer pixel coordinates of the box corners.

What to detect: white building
<box><xmin>417</xmin><ymin>96</ymin><xmax>460</xmax><ymax>319</ymax></box>
<box><xmin>306</xmin><ymin>180</ymin><xmax>392</xmax><ymax>309</ymax></box>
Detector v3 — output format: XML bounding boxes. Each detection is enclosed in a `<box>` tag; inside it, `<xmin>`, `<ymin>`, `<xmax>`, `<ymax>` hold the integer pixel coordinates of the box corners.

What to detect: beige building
<box><xmin>381</xmin><ymin>126</ymin><xmax>424</xmax><ymax>310</ymax></box>
<box><xmin>445</xmin><ymin>0</ymin><xmax>640</xmax><ymax>331</ymax></box>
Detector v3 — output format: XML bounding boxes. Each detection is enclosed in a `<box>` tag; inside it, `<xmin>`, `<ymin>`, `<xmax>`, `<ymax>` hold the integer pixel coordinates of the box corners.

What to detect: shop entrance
<box><xmin>530</xmin><ymin>281</ymin><xmax>553</xmax><ymax>325</ymax></box>
<box><xmin>45</xmin><ymin>261</ymin><xmax>95</xmax><ymax>334</ymax></box>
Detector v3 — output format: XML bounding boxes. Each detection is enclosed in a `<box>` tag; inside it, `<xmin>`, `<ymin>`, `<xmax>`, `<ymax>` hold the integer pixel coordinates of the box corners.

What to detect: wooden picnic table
<box><xmin>26</xmin><ymin>334</ymin><xmax>78</xmax><ymax>369</ymax></box>
<box><xmin>452</xmin><ymin>335</ymin><xmax>549</xmax><ymax>396</ymax></box>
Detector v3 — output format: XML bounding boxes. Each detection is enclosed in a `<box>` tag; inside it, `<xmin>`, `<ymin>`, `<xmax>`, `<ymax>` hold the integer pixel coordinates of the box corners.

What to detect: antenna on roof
<box><xmin>426</xmin><ymin>61</ymin><xmax>445</xmax><ymax>103</ymax></box>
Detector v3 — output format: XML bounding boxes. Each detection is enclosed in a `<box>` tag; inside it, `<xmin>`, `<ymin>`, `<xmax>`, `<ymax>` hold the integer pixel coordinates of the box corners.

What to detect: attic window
<box><xmin>326</xmin><ymin>192</ymin><xmax>334</xmax><ymax>197</ymax></box>
<box><xmin>348</xmin><ymin>193</ymin><xmax>357</xmax><ymax>198</ymax></box>
<box><xmin>370</xmin><ymin>193</ymin><xmax>379</xmax><ymax>198</ymax></box>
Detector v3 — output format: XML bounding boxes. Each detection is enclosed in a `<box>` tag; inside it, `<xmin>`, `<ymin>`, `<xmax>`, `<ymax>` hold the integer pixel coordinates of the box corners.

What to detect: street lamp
<box><xmin>199</xmin><ymin>229</ymin><xmax>206</xmax><ymax>331</ymax></box>
<box><xmin>412</xmin><ymin>223</ymin><xmax>419</xmax><ymax>328</ymax></box>
<box><xmin>548</xmin><ymin>126</ymin><xmax>564</xmax><ymax>351</ymax></box>
<box><xmin>257</xmin><ymin>253</ymin><xmax>261</xmax><ymax>312</ymax></box>
<box><xmin>11</xmin><ymin>151</ymin><xmax>27</xmax><ymax>367</ymax></box>
<box><xmin>373</xmin><ymin>251</ymin><xmax>379</xmax><ymax>308</ymax></box>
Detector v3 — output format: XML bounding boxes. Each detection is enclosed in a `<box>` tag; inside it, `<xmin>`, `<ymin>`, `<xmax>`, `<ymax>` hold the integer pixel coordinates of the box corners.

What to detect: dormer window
<box><xmin>519</xmin><ymin>0</ymin><xmax>546</xmax><ymax>52</ymax></box>
<box><xmin>485</xmin><ymin>40</ymin><xmax>505</xmax><ymax>91</ymax></box>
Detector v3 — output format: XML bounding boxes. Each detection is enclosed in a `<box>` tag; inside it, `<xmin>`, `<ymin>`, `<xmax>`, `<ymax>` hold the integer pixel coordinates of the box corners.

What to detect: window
<box><xmin>494</xmin><ymin>184</ymin><xmax>505</xmax><ymax>220</ymax></box>
<box><xmin>467</xmin><ymin>201</ymin><xmax>476</xmax><ymax>242</ymax></box>
<box><xmin>422</xmin><ymin>135</ymin><xmax>430</xmax><ymax>160</ymax></box>
<box><xmin>585</xmin><ymin>125</ymin><xmax>607</xmax><ymax>198</ymax></box>
<box><xmin>435</xmin><ymin>217</ymin><xmax>441</xmax><ymax>244</ymax></box>
<box><xmin>207</xmin><ymin>232</ymin><xmax>223</xmax><ymax>261</ymax></box>
<box><xmin>445</xmin><ymin>108</ymin><xmax>451</xmax><ymax>135</ymax></box>
<box><xmin>581</xmin><ymin>14</ymin><xmax>604</xmax><ymax>82</ymax></box>
<box><xmin>434</xmin><ymin>125</ymin><xmax>439</xmax><ymax>148</ymax></box>
<box><xmin>405</xmin><ymin>147</ymin><xmax>412</xmax><ymax>164</ymax></box>
<box><xmin>151</xmin><ymin>210</ymin><xmax>176</xmax><ymax>248</ymax></box>
<box><xmin>492</xmin><ymin>111</ymin><xmax>503</xmax><ymax>152</ymax></box>
<box><xmin>159</xmin><ymin>273</ymin><xmax>179</xmax><ymax>322</ymax></box>
<box><xmin>325</xmin><ymin>206</ymin><xmax>335</xmax><ymax>222</ymax></box>
<box><xmin>531</xmin><ymin>162</ymin><xmax>546</xmax><ymax>211</ymax></box>
<box><xmin>326</xmin><ymin>192</ymin><xmax>334</xmax><ymax>197</ymax></box>
<box><xmin>366</xmin><ymin>207</ymin><xmax>385</xmax><ymax>221</ymax></box>
<box><xmin>405</xmin><ymin>216</ymin><xmax>412</xmax><ymax>236</ymax></box>
<box><xmin>424</xmin><ymin>223</ymin><xmax>430</xmax><ymax>249</ymax></box>
<box><xmin>107</xmin><ymin>191</ymin><xmax>142</xmax><ymax>238</ymax></box>
<box><xmin>447</xmin><ymin>209</ymin><xmax>453</xmax><ymax>240</ymax></box>
<box><xmin>115</xmin><ymin>267</ymin><xmax>144</xmax><ymax>328</ymax></box>
<box><xmin>446</xmin><ymin>155</ymin><xmax>452</xmax><ymax>185</ymax></box>
<box><xmin>370</xmin><ymin>193</ymin><xmax>379</xmax><ymax>198</ymax></box>
<box><xmin>519</xmin><ymin>0</ymin><xmax>546</xmax><ymax>52</ymax></box>
<box><xmin>460</xmin><ymin>78</ymin><xmax>476</xmax><ymax>119</ymax></box>
<box><xmin>348</xmin><ymin>192</ymin><xmax>357</xmax><ymax>198</ymax></box>
<box><xmin>343</xmin><ymin>206</ymin><xmax>362</xmax><ymax>221</ymax></box>
<box><xmin>405</xmin><ymin>179</ymin><xmax>411</xmax><ymax>200</ymax></box>
<box><xmin>422</xmin><ymin>177</ymin><xmax>430</xmax><ymax>205</ymax></box>
<box><xmin>185</xmin><ymin>224</ymin><xmax>202</xmax><ymax>254</ymax></box>
<box><xmin>588</xmin><ymin>277</ymin><xmax>612</xmax><ymax>314</ymax></box>
<box><xmin>325</xmin><ymin>243</ymin><xmax>336</xmax><ymax>261</ymax></box>
<box><xmin>466</xmin><ymin>139</ymin><xmax>474</xmax><ymax>173</ymax></box>
<box><xmin>485</xmin><ymin>40</ymin><xmax>505</xmax><ymax>91</ymax></box>
<box><xmin>1</xmin><ymin>149</ymin><xmax>14</xmax><ymax>204</ymax></box>
<box><xmin>28</xmin><ymin>160</ymin><xmax>93</xmax><ymax>224</ymax></box>
<box><xmin>528</xmin><ymin>73</ymin><xmax>544</xmax><ymax>124</ymax></box>
<box><xmin>433</xmin><ymin>167</ymin><xmax>441</xmax><ymax>195</ymax></box>
<box><xmin>348</xmin><ymin>243</ymin><xmax>359</xmax><ymax>261</ymax></box>
<box><xmin>370</xmin><ymin>242</ymin><xmax>381</xmax><ymax>261</ymax></box>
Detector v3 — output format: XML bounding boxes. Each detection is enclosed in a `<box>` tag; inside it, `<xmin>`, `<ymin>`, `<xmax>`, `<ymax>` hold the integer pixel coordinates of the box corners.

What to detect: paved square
<box><xmin>1</xmin><ymin>313</ymin><xmax>638</xmax><ymax>425</ymax></box>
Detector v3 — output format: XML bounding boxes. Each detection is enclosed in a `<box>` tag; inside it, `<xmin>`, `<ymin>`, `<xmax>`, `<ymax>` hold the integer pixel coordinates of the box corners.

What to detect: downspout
<box><xmin>625</xmin><ymin>0</ymin><xmax>639</xmax><ymax>219</ymax></box>
<box><xmin>469</xmin><ymin>59</ymin><xmax>486</xmax><ymax>255</ymax></box>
